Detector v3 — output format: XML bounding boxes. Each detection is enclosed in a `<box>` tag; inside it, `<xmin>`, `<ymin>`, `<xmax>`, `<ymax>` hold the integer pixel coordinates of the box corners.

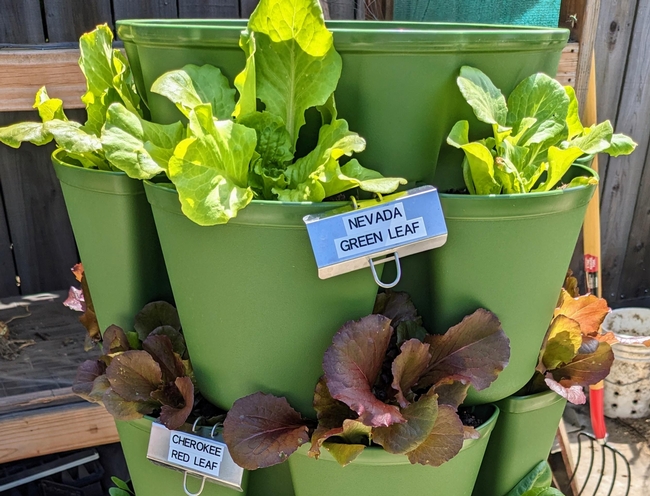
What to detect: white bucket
<box><xmin>603</xmin><ymin>308</ymin><xmax>650</xmax><ymax>419</ymax></box>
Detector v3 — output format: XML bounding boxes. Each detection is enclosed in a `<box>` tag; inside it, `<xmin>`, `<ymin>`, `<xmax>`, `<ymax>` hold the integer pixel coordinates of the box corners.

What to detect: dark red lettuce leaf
<box><xmin>391</xmin><ymin>339</ymin><xmax>431</xmax><ymax>408</ymax></box>
<box><xmin>310</xmin><ymin>378</ymin><xmax>356</xmax><ymax>457</ymax></box>
<box><xmin>396</xmin><ymin>321</ymin><xmax>427</xmax><ymax>346</ymax></box>
<box><xmin>373</xmin><ymin>390</ymin><xmax>438</xmax><ymax>454</ymax></box>
<box><xmin>102</xmin><ymin>388</ymin><xmax>158</xmax><ymax>420</ymax></box>
<box><xmin>419</xmin><ymin>309</ymin><xmax>509</xmax><ymax>391</ymax></box>
<box><xmin>159</xmin><ymin>376</ymin><xmax>195</xmax><ymax>430</ymax></box>
<box><xmin>373</xmin><ymin>291</ymin><xmax>420</xmax><ymax>327</ymax></box>
<box><xmin>431</xmin><ymin>377</ymin><xmax>470</xmax><ymax>409</ymax></box>
<box><xmin>323</xmin><ymin>315</ymin><xmax>405</xmax><ymax>427</ymax></box>
<box><xmin>142</xmin><ymin>334</ymin><xmax>185</xmax><ymax>383</ymax></box>
<box><xmin>150</xmin><ymin>325</ymin><xmax>187</xmax><ymax>357</ymax></box>
<box><xmin>134</xmin><ymin>301</ymin><xmax>181</xmax><ymax>341</ymax></box>
<box><xmin>105</xmin><ymin>350</ymin><xmax>163</xmax><ymax>402</ymax></box>
<box><xmin>405</xmin><ymin>404</ymin><xmax>465</xmax><ymax>467</ymax></box>
<box><xmin>544</xmin><ymin>376</ymin><xmax>586</xmax><ymax>404</ymax></box>
<box><xmin>102</xmin><ymin>325</ymin><xmax>130</xmax><ymax>355</ymax></box>
<box><xmin>223</xmin><ymin>392</ymin><xmax>310</xmax><ymax>470</ymax></box>
<box><xmin>73</xmin><ymin>359</ymin><xmax>108</xmax><ymax>402</ymax></box>
<box><xmin>550</xmin><ymin>342</ymin><xmax>614</xmax><ymax>388</ymax></box>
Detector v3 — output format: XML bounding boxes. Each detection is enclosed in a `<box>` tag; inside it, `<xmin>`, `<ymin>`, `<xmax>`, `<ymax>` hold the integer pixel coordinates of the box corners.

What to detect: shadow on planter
<box><xmin>287</xmin><ymin>405</ymin><xmax>499</xmax><ymax>496</ymax></box>
<box><xmin>473</xmin><ymin>391</ymin><xmax>567</xmax><ymax>496</ymax></box>
<box><xmin>143</xmin><ymin>181</ymin><xmax>381</xmax><ymax>417</ymax></box>
<box><xmin>52</xmin><ymin>150</ymin><xmax>172</xmax><ymax>332</ymax></box>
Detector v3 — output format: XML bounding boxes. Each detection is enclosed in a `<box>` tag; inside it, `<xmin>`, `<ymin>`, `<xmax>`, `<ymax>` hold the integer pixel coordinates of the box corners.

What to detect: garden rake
<box><xmin>566</xmin><ymin>52</ymin><xmax>631</xmax><ymax>496</ymax></box>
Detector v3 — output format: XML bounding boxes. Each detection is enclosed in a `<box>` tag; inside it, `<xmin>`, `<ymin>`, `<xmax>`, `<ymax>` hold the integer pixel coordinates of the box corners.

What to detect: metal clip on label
<box><xmin>369</xmin><ymin>252</ymin><xmax>401</xmax><ymax>288</ymax></box>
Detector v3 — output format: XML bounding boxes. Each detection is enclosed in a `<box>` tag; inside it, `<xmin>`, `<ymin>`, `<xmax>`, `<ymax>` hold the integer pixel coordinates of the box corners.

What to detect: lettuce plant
<box><xmin>0</xmin><ymin>25</ymin><xmax>176</xmax><ymax>171</ymax></box>
<box><xmin>101</xmin><ymin>0</ymin><xmax>406</xmax><ymax>225</ymax></box>
<box><xmin>447</xmin><ymin>66</ymin><xmax>637</xmax><ymax>195</ymax></box>
<box><xmin>519</xmin><ymin>289</ymin><xmax>615</xmax><ymax>404</ymax></box>
<box><xmin>221</xmin><ymin>292</ymin><xmax>510</xmax><ymax>469</ymax></box>
<box><xmin>73</xmin><ymin>301</ymin><xmax>196</xmax><ymax>430</ymax></box>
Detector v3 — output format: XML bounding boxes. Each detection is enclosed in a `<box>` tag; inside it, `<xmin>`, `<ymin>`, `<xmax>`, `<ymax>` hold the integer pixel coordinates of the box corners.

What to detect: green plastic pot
<box><xmin>392</xmin><ymin>165</ymin><xmax>597</xmax><ymax>405</ymax></box>
<box><xmin>115</xmin><ymin>418</ymin><xmax>247</xmax><ymax>496</ymax></box>
<box><xmin>143</xmin><ymin>181</ymin><xmax>381</xmax><ymax>417</ymax></box>
<box><xmin>473</xmin><ymin>391</ymin><xmax>567</xmax><ymax>496</ymax></box>
<box><xmin>287</xmin><ymin>405</ymin><xmax>498</xmax><ymax>496</ymax></box>
<box><xmin>117</xmin><ymin>19</ymin><xmax>567</xmax><ymax>183</ymax></box>
<box><xmin>52</xmin><ymin>150</ymin><xmax>172</xmax><ymax>332</ymax></box>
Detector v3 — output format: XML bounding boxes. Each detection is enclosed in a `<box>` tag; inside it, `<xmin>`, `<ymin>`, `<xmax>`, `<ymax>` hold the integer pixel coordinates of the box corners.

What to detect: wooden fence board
<box><xmin>0</xmin><ymin>0</ymin><xmax>45</xmax><ymax>44</ymax></box>
<box><xmin>599</xmin><ymin>0</ymin><xmax>650</xmax><ymax>302</ymax></box>
<box><xmin>617</xmin><ymin>141</ymin><xmax>650</xmax><ymax>301</ymax></box>
<box><xmin>179</xmin><ymin>0</ymin><xmax>240</xmax><ymax>18</ymax></box>
<box><xmin>240</xmin><ymin>0</ymin><xmax>259</xmax><ymax>17</ymax></box>
<box><xmin>43</xmin><ymin>0</ymin><xmax>114</xmax><ymax>43</ymax></box>
<box><xmin>0</xmin><ymin>49</ymin><xmax>86</xmax><ymax>112</ymax></box>
<box><xmin>594</xmin><ymin>0</ymin><xmax>638</xmax><ymax>186</ymax></box>
<box><xmin>323</xmin><ymin>0</ymin><xmax>357</xmax><ymax>20</ymax></box>
<box><xmin>0</xmin><ymin>191</ymin><xmax>18</xmax><ymax>297</ymax></box>
<box><xmin>112</xmin><ymin>0</ymin><xmax>179</xmax><ymax>19</ymax></box>
<box><xmin>0</xmin><ymin>111</ymin><xmax>78</xmax><ymax>295</ymax></box>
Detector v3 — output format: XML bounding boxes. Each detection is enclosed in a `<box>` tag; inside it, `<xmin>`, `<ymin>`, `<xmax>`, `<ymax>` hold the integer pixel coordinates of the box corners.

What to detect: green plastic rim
<box><xmin>51</xmin><ymin>149</ymin><xmax>141</xmax><ymax>195</ymax></box>
<box><xmin>495</xmin><ymin>390</ymin><xmax>566</xmax><ymax>414</ymax></box>
<box><xmin>296</xmin><ymin>404</ymin><xmax>500</xmax><ymax>465</ymax></box>
<box><xmin>117</xmin><ymin>19</ymin><xmax>568</xmax><ymax>52</ymax></box>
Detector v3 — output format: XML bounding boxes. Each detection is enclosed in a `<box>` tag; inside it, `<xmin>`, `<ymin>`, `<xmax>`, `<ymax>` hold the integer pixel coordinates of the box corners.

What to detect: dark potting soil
<box><xmin>458</xmin><ymin>407</ymin><xmax>488</xmax><ymax>428</ymax></box>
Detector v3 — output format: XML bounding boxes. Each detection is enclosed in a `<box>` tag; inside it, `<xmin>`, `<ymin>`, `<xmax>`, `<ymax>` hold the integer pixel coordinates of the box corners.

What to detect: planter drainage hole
<box><xmin>614</xmin><ymin>392</ymin><xmax>620</xmax><ymax>396</ymax></box>
<box><xmin>633</xmin><ymin>399</ymin><xmax>638</xmax><ymax>404</ymax></box>
<box><xmin>612</xmin><ymin>404</ymin><xmax>618</xmax><ymax>408</ymax></box>
<box><xmin>632</xmin><ymin>410</ymin><xmax>637</xmax><ymax>415</ymax></box>
<box><xmin>635</xmin><ymin>389</ymin><xmax>642</xmax><ymax>393</ymax></box>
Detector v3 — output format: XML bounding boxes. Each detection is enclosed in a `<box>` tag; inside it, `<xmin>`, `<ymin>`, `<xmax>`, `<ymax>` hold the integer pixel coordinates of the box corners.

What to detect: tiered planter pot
<box><xmin>392</xmin><ymin>165</ymin><xmax>597</xmax><ymax>405</ymax></box>
<box><xmin>287</xmin><ymin>405</ymin><xmax>499</xmax><ymax>496</ymax></box>
<box><xmin>117</xmin><ymin>20</ymin><xmax>568</xmax><ymax>183</ymax></box>
<box><xmin>52</xmin><ymin>150</ymin><xmax>172</xmax><ymax>332</ymax></box>
<box><xmin>473</xmin><ymin>391</ymin><xmax>567</xmax><ymax>496</ymax></box>
<box><xmin>143</xmin><ymin>181</ymin><xmax>381</xmax><ymax>417</ymax></box>
<box><xmin>116</xmin><ymin>418</ymin><xmax>248</xmax><ymax>496</ymax></box>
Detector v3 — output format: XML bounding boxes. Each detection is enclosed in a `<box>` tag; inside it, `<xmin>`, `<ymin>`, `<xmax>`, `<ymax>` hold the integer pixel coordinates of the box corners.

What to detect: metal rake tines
<box><xmin>568</xmin><ymin>432</ymin><xmax>632</xmax><ymax>496</ymax></box>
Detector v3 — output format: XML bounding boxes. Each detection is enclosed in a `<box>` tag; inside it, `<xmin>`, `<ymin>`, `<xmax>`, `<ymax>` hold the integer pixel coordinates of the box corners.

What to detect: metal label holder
<box><xmin>303</xmin><ymin>185</ymin><xmax>448</xmax><ymax>288</ymax></box>
<box><xmin>147</xmin><ymin>420</ymin><xmax>245</xmax><ymax>495</ymax></box>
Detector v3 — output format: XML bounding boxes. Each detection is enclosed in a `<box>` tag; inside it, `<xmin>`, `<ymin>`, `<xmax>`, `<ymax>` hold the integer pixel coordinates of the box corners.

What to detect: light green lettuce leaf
<box><xmin>565</xmin><ymin>176</ymin><xmax>599</xmax><ymax>189</ymax></box>
<box><xmin>248</xmin><ymin>0</ymin><xmax>333</xmax><ymax>58</ymax></box>
<box><xmin>78</xmin><ymin>25</ymin><xmax>115</xmax><ymax>100</ymax></box>
<box><xmin>151</xmin><ymin>64</ymin><xmax>236</xmax><ymax>121</ymax></box>
<box><xmin>317</xmin><ymin>93</ymin><xmax>338</xmax><ymax>126</ymax></box>
<box><xmin>275</xmin><ymin>179</ymin><xmax>326</xmax><ymax>202</ymax></box>
<box><xmin>447</xmin><ymin>120</ymin><xmax>469</xmax><ymax>148</ymax></box>
<box><xmin>254</xmin><ymin>33</ymin><xmax>341</xmax><ymax>148</ymax></box>
<box><xmin>507</xmin><ymin>117</ymin><xmax>537</xmax><ymax>146</ymax></box>
<box><xmin>233</xmin><ymin>31</ymin><xmax>257</xmax><ymax>120</ymax></box>
<box><xmin>167</xmin><ymin>104</ymin><xmax>257</xmax><ymax>225</ymax></box>
<box><xmin>604</xmin><ymin>133</ymin><xmax>637</xmax><ymax>157</ymax></box>
<box><xmin>507</xmin><ymin>73</ymin><xmax>569</xmax><ymax>146</ymax></box>
<box><xmin>284</xmin><ymin>118</ymin><xmax>365</xmax><ymax>189</ymax></box>
<box><xmin>534</xmin><ymin>146</ymin><xmax>584</xmax><ymax>192</ymax></box>
<box><xmin>459</xmin><ymin>142</ymin><xmax>501</xmax><ymax>195</ymax></box>
<box><xmin>568</xmin><ymin>121</ymin><xmax>613</xmax><ymax>155</ymax></box>
<box><xmin>565</xmin><ymin>86</ymin><xmax>583</xmax><ymax>140</ymax></box>
<box><xmin>0</xmin><ymin>122</ymin><xmax>52</xmax><ymax>148</ymax></box>
<box><xmin>496</xmin><ymin>141</ymin><xmax>526</xmax><ymax>193</ymax></box>
<box><xmin>34</xmin><ymin>87</ymin><xmax>67</xmax><ymax>122</ymax></box>
<box><xmin>505</xmin><ymin>461</ymin><xmax>558</xmax><ymax>496</ymax></box>
<box><xmin>101</xmin><ymin>103</ymin><xmax>185</xmax><ymax>179</ymax></box>
<box><xmin>336</xmin><ymin>159</ymin><xmax>407</xmax><ymax>195</ymax></box>
<box><xmin>457</xmin><ymin>66</ymin><xmax>508</xmax><ymax>126</ymax></box>
<box><xmin>45</xmin><ymin>120</ymin><xmax>103</xmax><ymax>155</ymax></box>
<box><xmin>111</xmin><ymin>50</ymin><xmax>141</xmax><ymax>115</ymax></box>
<box><xmin>238</xmin><ymin>111</ymin><xmax>293</xmax><ymax>169</ymax></box>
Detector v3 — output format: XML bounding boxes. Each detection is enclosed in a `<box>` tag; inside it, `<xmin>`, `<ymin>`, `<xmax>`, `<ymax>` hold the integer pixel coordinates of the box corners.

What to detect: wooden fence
<box><xmin>0</xmin><ymin>0</ymin><xmax>648</xmax><ymax>310</ymax></box>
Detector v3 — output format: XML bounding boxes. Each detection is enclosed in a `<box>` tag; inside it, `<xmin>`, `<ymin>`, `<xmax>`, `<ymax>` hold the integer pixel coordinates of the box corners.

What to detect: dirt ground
<box><xmin>563</xmin><ymin>403</ymin><xmax>650</xmax><ymax>495</ymax></box>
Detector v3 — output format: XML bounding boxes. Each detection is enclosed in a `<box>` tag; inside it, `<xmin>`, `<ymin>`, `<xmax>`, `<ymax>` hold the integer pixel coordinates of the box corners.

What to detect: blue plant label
<box><xmin>147</xmin><ymin>422</ymin><xmax>245</xmax><ymax>492</ymax></box>
<box><xmin>303</xmin><ymin>186</ymin><xmax>447</xmax><ymax>279</ymax></box>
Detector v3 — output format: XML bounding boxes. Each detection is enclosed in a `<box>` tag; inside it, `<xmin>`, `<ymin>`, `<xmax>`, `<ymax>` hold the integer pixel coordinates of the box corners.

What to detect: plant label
<box><xmin>304</xmin><ymin>186</ymin><xmax>447</xmax><ymax>281</ymax></box>
<box><xmin>147</xmin><ymin>422</ymin><xmax>245</xmax><ymax>492</ymax></box>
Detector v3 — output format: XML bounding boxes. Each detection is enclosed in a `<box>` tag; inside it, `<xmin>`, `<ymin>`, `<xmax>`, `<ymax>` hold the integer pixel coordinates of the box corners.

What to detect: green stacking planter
<box><xmin>116</xmin><ymin>418</ymin><xmax>248</xmax><ymax>496</ymax></box>
<box><xmin>118</xmin><ymin>19</ymin><xmax>568</xmax><ymax>183</ymax></box>
<box><xmin>420</xmin><ymin>165</ymin><xmax>597</xmax><ymax>405</ymax></box>
<box><xmin>144</xmin><ymin>181</ymin><xmax>381</xmax><ymax>417</ymax></box>
<box><xmin>287</xmin><ymin>405</ymin><xmax>499</xmax><ymax>496</ymax></box>
<box><xmin>473</xmin><ymin>391</ymin><xmax>567</xmax><ymax>496</ymax></box>
<box><xmin>52</xmin><ymin>150</ymin><xmax>171</xmax><ymax>332</ymax></box>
